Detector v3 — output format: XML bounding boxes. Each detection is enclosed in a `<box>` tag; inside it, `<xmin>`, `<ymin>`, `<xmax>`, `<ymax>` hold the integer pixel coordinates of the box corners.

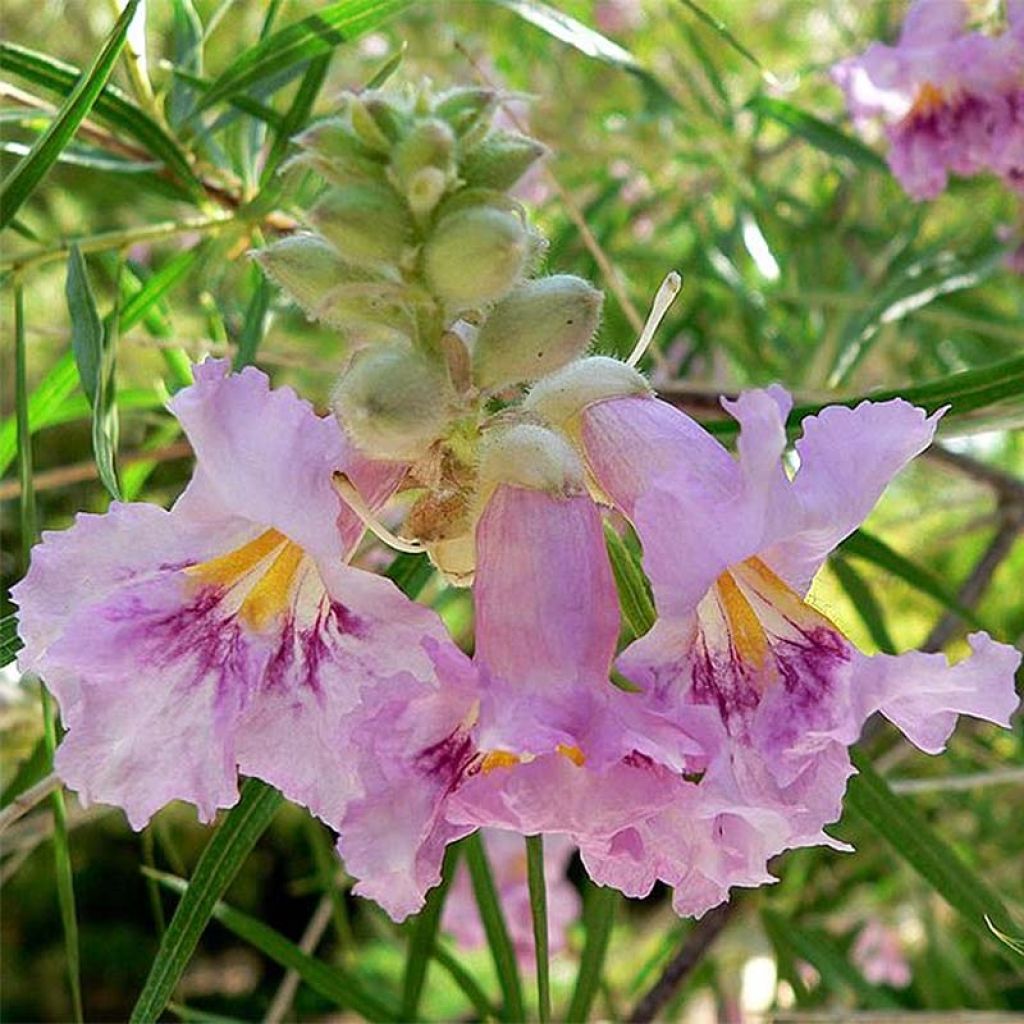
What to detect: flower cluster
<box><xmin>14</xmin><ymin>83</ymin><xmax>1020</xmax><ymax>928</ymax></box>
<box><xmin>833</xmin><ymin>0</ymin><xmax>1024</xmax><ymax>199</ymax></box>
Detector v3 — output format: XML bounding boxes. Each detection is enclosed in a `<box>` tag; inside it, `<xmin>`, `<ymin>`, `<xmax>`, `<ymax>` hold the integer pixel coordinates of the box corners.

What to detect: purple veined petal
<box><xmin>762</xmin><ymin>399</ymin><xmax>942</xmax><ymax>594</ymax></box>
<box><xmin>169</xmin><ymin>358</ymin><xmax>405</xmax><ymax>561</ymax></box>
<box><xmin>442</xmin><ymin>829</ymin><xmax>581</xmax><ymax>964</ymax></box>
<box><xmin>843</xmin><ymin>632</ymin><xmax>1021</xmax><ymax>754</ymax></box>
<box><xmin>899</xmin><ymin>0</ymin><xmax>968</xmax><ymax>47</ymax></box>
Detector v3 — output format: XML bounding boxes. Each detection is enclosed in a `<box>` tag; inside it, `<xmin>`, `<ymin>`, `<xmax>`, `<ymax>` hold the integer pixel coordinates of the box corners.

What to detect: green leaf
<box><xmin>678</xmin><ymin>0</ymin><xmax>771</xmax><ymax>80</ymax></box>
<box><xmin>130</xmin><ymin>779</ymin><xmax>284</xmax><ymax>1023</ymax></box>
<box><xmin>0</xmin><ymin>0</ymin><xmax>144</xmax><ymax>228</ymax></box>
<box><xmin>986</xmin><ymin>917</ymin><xmax>1024</xmax><ymax>959</ymax></box>
<box><xmin>566</xmin><ymin>883</ymin><xmax>617</xmax><ymax>1022</ymax></box>
<box><xmin>839</xmin><ymin>529</ymin><xmax>984</xmax><ymax>630</ymax></box>
<box><xmin>604</xmin><ymin>523</ymin><xmax>656</xmax><ymax>638</ymax></box>
<box><xmin>121</xmin><ymin>248</ymin><xmax>200</xmax><ymax>333</ymax></box>
<box><xmin>0</xmin><ymin>611</ymin><xmax>24</xmax><ymax>671</ymax></box>
<box><xmin>148</xmin><ymin>869</ymin><xmax>399</xmax><ymax>1021</ymax></box>
<box><xmin>0</xmin><ymin>42</ymin><xmax>203</xmax><ymax>196</ymax></box>
<box><xmin>233</xmin><ymin>271</ymin><xmax>271</xmax><ymax>369</ymax></box>
<box><xmin>1</xmin><ymin>733</ymin><xmax>48</xmax><ymax>809</ymax></box>
<box><xmin>260</xmin><ymin>53</ymin><xmax>332</xmax><ymax>185</ymax></box>
<box><xmin>465</xmin><ymin>831</ymin><xmax>525</xmax><ymax>1022</ymax></box>
<box><xmin>526</xmin><ymin>834</ymin><xmax>552</xmax><ymax>1022</ymax></box>
<box><xmin>65</xmin><ymin>246</ymin><xmax>120</xmax><ymax>499</ymax></box>
<box><xmin>195</xmin><ymin>0</ymin><xmax>412</xmax><ymax>113</ymax></box>
<box><xmin>432</xmin><ymin>942</ymin><xmax>502</xmax><ymax>1020</ymax></box>
<box><xmin>761</xmin><ymin>909</ymin><xmax>900</xmax><ymax>1009</ymax></box>
<box><xmin>843</xmin><ymin>751</ymin><xmax>1017</xmax><ymax>949</ymax></box>
<box><xmin>829</xmin><ymin>556</ymin><xmax>897</xmax><ymax>654</ymax></box>
<box><xmin>401</xmin><ymin>843</ymin><xmax>461</xmax><ymax>1019</ymax></box>
<box><xmin>164</xmin><ymin>64</ymin><xmax>285</xmax><ymax>130</ymax></box>
<box><xmin>748</xmin><ymin>95</ymin><xmax>887</xmax><ymax>171</ymax></box>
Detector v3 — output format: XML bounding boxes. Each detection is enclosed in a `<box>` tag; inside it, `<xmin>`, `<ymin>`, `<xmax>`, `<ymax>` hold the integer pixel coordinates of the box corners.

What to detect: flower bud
<box><xmin>461</xmin><ymin>132</ymin><xmax>547</xmax><ymax>191</ymax></box>
<box><xmin>252</xmin><ymin>234</ymin><xmax>412</xmax><ymax>341</ymax></box>
<box><xmin>472</xmin><ymin>274</ymin><xmax>603</xmax><ymax>390</ymax></box>
<box><xmin>434</xmin><ymin>86</ymin><xmax>498</xmax><ymax>140</ymax></box>
<box><xmin>423</xmin><ymin>207</ymin><xmax>528</xmax><ymax>312</ymax></box>
<box><xmin>524</xmin><ymin>356</ymin><xmax>651</xmax><ymax>429</ymax></box>
<box><xmin>348</xmin><ymin>94</ymin><xmax>400</xmax><ymax>153</ymax></box>
<box><xmin>332</xmin><ymin>343</ymin><xmax>455</xmax><ymax>461</ymax></box>
<box><xmin>309</xmin><ymin>184</ymin><xmax>413</xmax><ymax>271</ymax></box>
<box><xmin>391</xmin><ymin>118</ymin><xmax>457</xmax><ymax>213</ymax></box>
<box><xmin>290</xmin><ymin>118</ymin><xmax>386</xmax><ymax>184</ymax></box>
<box><xmin>480</xmin><ymin>423</ymin><xmax>585</xmax><ymax>495</ymax></box>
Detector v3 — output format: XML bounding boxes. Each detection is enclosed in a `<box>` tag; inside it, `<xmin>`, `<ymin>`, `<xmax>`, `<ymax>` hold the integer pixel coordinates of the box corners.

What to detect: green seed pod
<box><xmin>473</xmin><ymin>275</ymin><xmax>603</xmax><ymax>390</ymax></box>
<box><xmin>434</xmin><ymin>86</ymin><xmax>497</xmax><ymax>140</ymax></box>
<box><xmin>289</xmin><ymin>118</ymin><xmax>386</xmax><ymax>184</ymax></box>
<box><xmin>309</xmin><ymin>184</ymin><xmax>413</xmax><ymax>271</ymax></box>
<box><xmin>461</xmin><ymin>131</ymin><xmax>547</xmax><ymax>191</ymax></box>
<box><xmin>252</xmin><ymin>234</ymin><xmax>412</xmax><ymax>341</ymax></box>
<box><xmin>423</xmin><ymin>207</ymin><xmax>528</xmax><ymax>312</ymax></box>
<box><xmin>332</xmin><ymin>343</ymin><xmax>455</xmax><ymax>461</ymax></box>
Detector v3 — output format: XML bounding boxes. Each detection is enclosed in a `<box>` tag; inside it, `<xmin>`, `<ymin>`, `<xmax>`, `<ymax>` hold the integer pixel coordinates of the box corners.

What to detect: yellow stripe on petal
<box><xmin>715</xmin><ymin>569</ymin><xmax>769</xmax><ymax>669</ymax></box>
<box><xmin>238</xmin><ymin>540</ymin><xmax>306</xmax><ymax>629</ymax></box>
<box><xmin>186</xmin><ymin>529</ymin><xmax>287</xmax><ymax>587</ymax></box>
<box><xmin>740</xmin><ymin>557</ymin><xmax>838</xmax><ymax>631</ymax></box>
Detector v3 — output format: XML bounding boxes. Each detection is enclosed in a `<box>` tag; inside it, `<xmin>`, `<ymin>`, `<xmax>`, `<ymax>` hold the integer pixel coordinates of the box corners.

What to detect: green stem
<box><xmin>525</xmin><ymin>834</ymin><xmax>551</xmax><ymax>1022</ymax></box>
<box><xmin>16</xmin><ymin>281</ymin><xmax>83</xmax><ymax>1023</ymax></box>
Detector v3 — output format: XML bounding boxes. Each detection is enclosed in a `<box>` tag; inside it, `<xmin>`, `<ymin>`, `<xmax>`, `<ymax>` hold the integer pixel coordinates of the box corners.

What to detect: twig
<box><xmin>925</xmin><ymin>444</ymin><xmax>1024</xmax><ymax>507</ymax></box>
<box><xmin>263</xmin><ymin>894</ymin><xmax>335</xmax><ymax>1024</ymax></box>
<box><xmin>0</xmin><ymin>771</ymin><xmax>61</xmax><ymax>834</ymax></box>
<box><xmin>890</xmin><ymin>767</ymin><xmax>1024</xmax><ymax>794</ymax></box>
<box><xmin>628</xmin><ymin>901</ymin><xmax>736</xmax><ymax>1022</ymax></box>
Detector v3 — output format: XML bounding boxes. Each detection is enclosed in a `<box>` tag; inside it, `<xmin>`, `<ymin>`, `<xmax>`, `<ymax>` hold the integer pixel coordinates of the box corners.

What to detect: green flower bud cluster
<box><xmin>254</xmin><ymin>82</ymin><xmax>617</xmax><ymax>584</ymax></box>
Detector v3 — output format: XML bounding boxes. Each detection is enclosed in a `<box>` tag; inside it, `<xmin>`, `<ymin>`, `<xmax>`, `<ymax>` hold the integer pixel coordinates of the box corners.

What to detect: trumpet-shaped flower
<box><xmin>12</xmin><ymin>360</ymin><xmax>471</xmax><ymax>850</ymax></box>
<box><xmin>832</xmin><ymin>0</ymin><xmax>1024</xmax><ymax>198</ymax></box>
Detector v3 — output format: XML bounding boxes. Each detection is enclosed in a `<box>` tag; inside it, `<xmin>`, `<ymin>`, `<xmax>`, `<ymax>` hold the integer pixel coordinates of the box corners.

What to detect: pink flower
<box><xmin>851</xmin><ymin>920</ymin><xmax>912</xmax><ymax>988</ymax></box>
<box><xmin>442</xmin><ymin>829</ymin><xmax>581</xmax><ymax>964</ymax></box>
<box><xmin>12</xmin><ymin>360</ymin><xmax>473</xmax><ymax>867</ymax></box>
<box><xmin>832</xmin><ymin>0</ymin><xmax>1024</xmax><ymax>198</ymax></box>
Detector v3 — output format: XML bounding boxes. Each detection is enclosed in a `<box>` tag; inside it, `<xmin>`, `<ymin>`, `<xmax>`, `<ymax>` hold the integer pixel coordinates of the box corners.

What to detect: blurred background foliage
<box><xmin>1</xmin><ymin>0</ymin><xmax>1022</xmax><ymax>1020</ymax></box>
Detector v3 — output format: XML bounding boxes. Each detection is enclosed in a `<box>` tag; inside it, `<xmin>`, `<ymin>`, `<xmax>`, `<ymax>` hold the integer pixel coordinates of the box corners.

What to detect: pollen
<box><xmin>556</xmin><ymin>743</ymin><xmax>586</xmax><ymax>767</ymax></box>
<box><xmin>480</xmin><ymin>750</ymin><xmax>522</xmax><ymax>773</ymax></box>
<box><xmin>908</xmin><ymin>82</ymin><xmax>945</xmax><ymax>120</ymax></box>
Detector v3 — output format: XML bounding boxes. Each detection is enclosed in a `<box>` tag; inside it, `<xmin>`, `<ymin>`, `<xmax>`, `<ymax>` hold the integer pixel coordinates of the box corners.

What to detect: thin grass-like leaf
<box><xmin>0</xmin><ymin>612</ymin><xmax>24</xmax><ymax>671</ymax></box>
<box><xmin>194</xmin><ymin>0</ymin><xmax>412</xmax><ymax>113</ymax></box>
<box><xmin>0</xmin><ymin>0</ymin><xmax>144</xmax><ymax>228</ymax></box>
<box><xmin>604</xmin><ymin>523</ymin><xmax>656</xmax><ymax>638</ymax></box>
<box><xmin>130</xmin><ymin>779</ymin><xmax>284</xmax><ymax>1023</ymax></box>
<box><xmin>233</xmin><ymin>271</ymin><xmax>271</xmax><ymax>370</ymax></box>
<box><xmin>566</xmin><ymin>883</ymin><xmax>617</xmax><ymax>1022</ymax></box>
<box><xmin>260</xmin><ymin>54</ymin><xmax>331</xmax><ymax>185</ymax></box>
<box><xmin>432</xmin><ymin>942</ymin><xmax>502</xmax><ymax>1019</ymax></box>
<box><xmin>526</xmin><ymin>834</ymin><xmax>552</xmax><ymax>1022</ymax></box>
<box><xmin>148</xmin><ymin>869</ymin><xmax>399</xmax><ymax>1021</ymax></box>
<box><xmin>465</xmin><ymin>830</ymin><xmax>525</xmax><ymax>1022</ymax></box>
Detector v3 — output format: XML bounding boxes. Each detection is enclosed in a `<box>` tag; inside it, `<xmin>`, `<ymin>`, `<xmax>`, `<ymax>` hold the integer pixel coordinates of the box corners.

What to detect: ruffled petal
<box><xmin>845</xmin><ymin>633</ymin><xmax>1021</xmax><ymax>754</ymax></box>
<box><xmin>764</xmin><ymin>399</ymin><xmax>942</xmax><ymax>593</ymax></box>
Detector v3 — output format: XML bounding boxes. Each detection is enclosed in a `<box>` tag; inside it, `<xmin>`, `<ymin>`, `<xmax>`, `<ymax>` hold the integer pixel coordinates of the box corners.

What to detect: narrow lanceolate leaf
<box><xmin>195</xmin><ymin>0</ymin><xmax>412</xmax><ymax>113</ymax></box>
<box><xmin>566</xmin><ymin>883</ymin><xmax>617</xmax><ymax>1023</ymax></box>
<box><xmin>843</xmin><ymin>751</ymin><xmax>1017</xmax><ymax>950</ymax></box>
<box><xmin>149</xmin><ymin>870</ymin><xmax>399</xmax><ymax>1021</ymax></box>
<box><xmin>604</xmin><ymin>523</ymin><xmax>657</xmax><ymax>638</ymax></box>
<box><xmin>130</xmin><ymin>779</ymin><xmax>284</xmax><ymax>1023</ymax></box>
<box><xmin>233</xmin><ymin>272</ymin><xmax>271</xmax><ymax>370</ymax></box>
<box><xmin>748</xmin><ymin>95</ymin><xmax>887</xmax><ymax>171</ymax></box>
<box><xmin>465</xmin><ymin>831</ymin><xmax>525</xmax><ymax>1022</ymax></box>
<box><xmin>761</xmin><ymin>910</ymin><xmax>900</xmax><ymax>1009</ymax></box>
<box><xmin>0</xmin><ymin>612</ymin><xmax>24</xmax><ymax>671</ymax></box>
<box><xmin>0</xmin><ymin>0</ymin><xmax>143</xmax><ymax>228</ymax></box>
<box><xmin>0</xmin><ymin>42</ymin><xmax>202</xmax><ymax>196</ymax></box>
<box><xmin>526</xmin><ymin>834</ymin><xmax>552</xmax><ymax>1023</ymax></box>
<box><xmin>66</xmin><ymin>246</ymin><xmax>120</xmax><ymax>499</ymax></box>
<box><xmin>401</xmin><ymin>843</ymin><xmax>461</xmax><ymax>1019</ymax></box>
<box><xmin>260</xmin><ymin>53</ymin><xmax>331</xmax><ymax>185</ymax></box>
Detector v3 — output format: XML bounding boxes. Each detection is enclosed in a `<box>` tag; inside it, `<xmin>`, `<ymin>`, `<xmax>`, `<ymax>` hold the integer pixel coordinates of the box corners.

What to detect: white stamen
<box><xmin>332</xmin><ymin>472</ymin><xmax>426</xmax><ymax>554</ymax></box>
<box><xmin>626</xmin><ymin>271</ymin><xmax>682</xmax><ymax>368</ymax></box>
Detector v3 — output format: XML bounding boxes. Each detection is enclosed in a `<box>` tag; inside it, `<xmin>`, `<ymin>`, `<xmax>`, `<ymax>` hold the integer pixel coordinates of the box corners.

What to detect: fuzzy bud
<box><xmin>461</xmin><ymin>131</ymin><xmax>547</xmax><ymax>191</ymax></box>
<box><xmin>309</xmin><ymin>184</ymin><xmax>412</xmax><ymax>271</ymax></box>
<box><xmin>479</xmin><ymin>423</ymin><xmax>585</xmax><ymax>495</ymax></box>
<box><xmin>332</xmin><ymin>344</ymin><xmax>454</xmax><ymax>461</ymax></box>
<box><xmin>473</xmin><ymin>274</ymin><xmax>603</xmax><ymax>390</ymax></box>
<box><xmin>290</xmin><ymin>118</ymin><xmax>386</xmax><ymax>184</ymax></box>
<box><xmin>524</xmin><ymin>356</ymin><xmax>651</xmax><ymax>429</ymax></box>
<box><xmin>423</xmin><ymin>207</ymin><xmax>528</xmax><ymax>312</ymax></box>
<box><xmin>348</xmin><ymin>95</ymin><xmax>400</xmax><ymax>153</ymax></box>
<box><xmin>391</xmin><ymin>118</ymin><xmax>457</xmax><ymax>213</ymax></box>
<box><xmin>434</xmin><ymin>86</ymin><xmax>498</xmax><ymax>140</ymax></box>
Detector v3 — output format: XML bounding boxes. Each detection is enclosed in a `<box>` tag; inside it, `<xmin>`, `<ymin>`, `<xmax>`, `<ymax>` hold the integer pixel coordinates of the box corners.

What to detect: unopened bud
<box><xmin>290</xmin><ymin>118</ymin><xmax>386</xmax><ymax>184</ymax></box>
<box><xmin>461</xmin><ymin>132</ymin><xmax>547</xmax><ymax>191</ymax></box>
<box><xmin>423</xmin><ymin>207</ymin><xmax>528</xmax><ymax>312</ymax></box>
<box><xmin>434</xmin><ymin>87</ymin><xmax>497</xmax><ymax>140</ymax></box>
<box><xmin>391</xmin><ymin>118</ymin><xmax>457</xmax><ymax>213</ymax></box>
<box><xmin>332</xmin><ymin>344</ymin><xmax>454</xmax><ymax>460</ymax></box>
<box><xmin>473</xmin><ymin>275</ymin><xmax>603</xmax><ymax>390</ymax></box>
<box><xmin>252</xmin><ymin>235</ymin><xmax>412</xmax><ymax>340</ymax></box>
<box><xmin>309</xmin><ymin>184</ymin><xmax>412</xmax><ymax>270</ymax></box>
<box><xmin>348</xmin><ymin>95</ymin><xmax>400</xmax><ymax>153</ymax></box>
<box><xmin>480</xmin><ymin>423</ymin><xmax>585</xmax><ymax>495</ymax></box>
<box><xmin>406</xmin><ymin>166</ymin><xmax>449</xmax><ymax>216</ymax></box>
<box><xmin>524</xmin><ymin>356</ymin><xmax>651</xmax><ymax>429</ymax></box>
